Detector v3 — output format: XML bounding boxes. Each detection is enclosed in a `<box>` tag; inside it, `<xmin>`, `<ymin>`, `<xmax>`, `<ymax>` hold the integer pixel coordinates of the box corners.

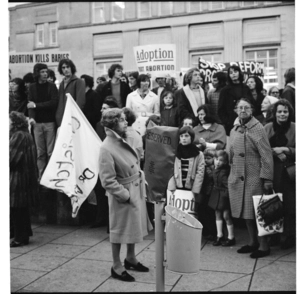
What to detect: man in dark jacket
<box><xmin>27</xmin><ymin>63</ymin><xmax>58</xmax><ymax>180</ymax></box>
<box><xmin>55</xmin><ymin>59</ymin><xmax>86</xmax><ymax>127</ymax></box>
<box><xmin>96</xmin><ymin>63</ymin><xmax>131</xmax><ymax>111</ymax></box>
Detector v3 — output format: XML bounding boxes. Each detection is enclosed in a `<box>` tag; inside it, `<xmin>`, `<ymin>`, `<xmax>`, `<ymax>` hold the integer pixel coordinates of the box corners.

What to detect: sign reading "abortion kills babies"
<box><xmin>133</xmin><ymin>44</ymin><xmax>176</xmax><ymax>78</ymax></box>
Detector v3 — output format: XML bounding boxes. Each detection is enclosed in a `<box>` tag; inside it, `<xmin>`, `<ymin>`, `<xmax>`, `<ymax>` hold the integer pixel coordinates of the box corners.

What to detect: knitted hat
<box><xmin>265</xmin><ymin>95</ymin><xmax>279</xmax><ymax>105</ymax></box>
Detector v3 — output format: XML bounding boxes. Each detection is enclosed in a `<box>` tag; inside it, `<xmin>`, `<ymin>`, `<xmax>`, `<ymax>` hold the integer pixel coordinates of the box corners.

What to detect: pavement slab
<box><xmin>10</xmin><ymin>268</ymin><xmax>46</xmax><ymax>292</ymax></box>
<box><xmin>250</xmin><ymin>259</ymin><xmax>296</xmax><ymax>291</ymax></box>
<box><xmin>10</xmin><ymin>253</ymin><xmax>22</xmax><ymax>260</ymax></box>
<box><xmin>10</xmin><ymin>232</ymin><xmax>64</xmax><ymax>254</ymax></box>
<box><xmin>49</xmin><ymin>227</ymin><xmax>108</xmax><ymax>246</ymax></box>
<box><xmin>20</xmin><ymin>259</ymin><xmax>112</xmax><ymax>292</ymax></box>
<box><xmin>172</xmin><ymin>270</ymin><xmax>251</xmax><ymax>292</ymax></box>
<box><xmin>33</xmin><ymin>224</ymin><xmax>80</xmax><ymax>234</ymax></box>
<box><xmin>10</xmin><ymin>253</ymin><xmax>70</xmax><ymax>272</ymax></box>
<box><xmin>28</xmin><ymin>243</ymin><xmax>90</xmax><ymax>258</ymax></box>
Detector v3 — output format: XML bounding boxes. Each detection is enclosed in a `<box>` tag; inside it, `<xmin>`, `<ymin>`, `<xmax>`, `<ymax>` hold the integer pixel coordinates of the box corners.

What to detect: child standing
<box><xmin>160</xmin><ymin>91</ymin><xmax>179</xmax><ymax>127</ymax></box>
<box><xmin>168</xmin><ymin>127</ymin><xmax>205</xmax><ymax>211</ymax></box>
<box><xmin>208</xmin><ymin>150</ymin><xmax>235</xmax><ymax>246</ymax></box>
<box><xmin>198</xmin><ymin>149</ymin><xmax>217</xmax><ymax>238</ymax></box>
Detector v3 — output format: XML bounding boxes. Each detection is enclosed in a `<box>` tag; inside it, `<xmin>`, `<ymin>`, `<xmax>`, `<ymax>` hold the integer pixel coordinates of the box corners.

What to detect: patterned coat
<box><xmin>228</xmin><ymin>117</ymin><xmax>273</xmax><ymax>219</ymax></box>
<box><xmin>10</xmin><ymin>128</ymin><xmax>39</xmax><ymax>208</ymax></box>
<box><xmin>99</xmin><ymin>128</ymin><xmax>153</xmax><ymax>244</ymax></box>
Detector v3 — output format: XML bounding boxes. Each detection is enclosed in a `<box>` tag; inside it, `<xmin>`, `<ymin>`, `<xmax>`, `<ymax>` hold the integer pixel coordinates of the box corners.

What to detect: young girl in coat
<box><xmin>168</xmin><ymin>126</ymin><xmax>205</xmax><ymax>211</ymax></box>
<box><xmin>208</xmin><ymin>150</ymin><xmax>235</xmax><ymax>246</ymax></box>
<box><xmin>160</xmin><ymin>91</ymin><xmax>179</xmax><ymax>127</ymax></box>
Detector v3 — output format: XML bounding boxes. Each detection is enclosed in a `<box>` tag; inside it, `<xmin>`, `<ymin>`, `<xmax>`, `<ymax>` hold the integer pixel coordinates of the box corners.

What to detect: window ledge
<box><xmin>34</xmin><ymin>46</ymin><xmax>60</xmax><ymax>50</ymax></box>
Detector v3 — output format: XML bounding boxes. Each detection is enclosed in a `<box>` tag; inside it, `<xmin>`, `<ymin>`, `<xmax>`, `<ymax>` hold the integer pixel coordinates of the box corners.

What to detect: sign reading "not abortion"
<box><xmin>133</xmin><ymin>44</ymin><xmax>176</xmax><ymax>78</ymax></box>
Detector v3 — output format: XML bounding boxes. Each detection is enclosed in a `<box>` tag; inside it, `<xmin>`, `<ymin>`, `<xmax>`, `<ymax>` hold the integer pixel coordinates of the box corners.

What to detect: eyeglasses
<box><xmin>237</xmin><ymin>106</ymin><xmax>251</xmax><ymax>111</ymax></box>
<box><xmin>271</xmin><ymin>92</ymin><xmax>279</xmax><ymax>94</ymax></box>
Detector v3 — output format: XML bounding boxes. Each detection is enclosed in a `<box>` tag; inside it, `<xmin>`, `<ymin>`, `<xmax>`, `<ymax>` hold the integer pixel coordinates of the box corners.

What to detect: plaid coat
<box><xmin>228</xmin><ymin>117</ymin><xmax>273</xmax><ymax>219</ymax></box>
<box><xmin>10</xmin><ymin>128</ymin><xmax>39</xmax><ymax>208</ymax></box>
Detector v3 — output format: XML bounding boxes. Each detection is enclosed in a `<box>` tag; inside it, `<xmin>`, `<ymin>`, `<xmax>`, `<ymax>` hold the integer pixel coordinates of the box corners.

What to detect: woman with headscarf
<box><xmin>10</xmin><ymin>111</ymin><xmax>38</xmax><ymax>247</ymax></box>
<box><xmin>228</xmin><ymin>98</ymin><xmax>273</xmax><ymax>259</ymax></box>
<box><xmin>99</xmin><ymin>108</ymin><xmax>153</xmax><ymax>282</ymax></box>
<box><xmin>264</xmin><ymin>99</ymin><xmax>295</xmax><ymax>249</ymax></box>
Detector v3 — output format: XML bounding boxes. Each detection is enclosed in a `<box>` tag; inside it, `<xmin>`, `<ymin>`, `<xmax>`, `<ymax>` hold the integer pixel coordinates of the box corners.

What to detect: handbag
<box><xmin>257</xmin><ymin>194</ymin><xmax>283</xmax><ymax>226</ymax></box>
<box><xmin>285</xmin><ymin>163</ymin><xmax>295</xmax><ymax>182</ymax></box>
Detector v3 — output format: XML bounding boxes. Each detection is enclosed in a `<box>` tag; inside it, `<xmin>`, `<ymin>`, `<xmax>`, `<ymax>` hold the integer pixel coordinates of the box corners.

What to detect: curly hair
<box><xmin>271</xmin><ymin>98</ymin><xmax>294</xmax><ymax>126</ymax></box>
<box><xmin>108</xmin><ymin>64</ymin><xmax>123</xmax><ymax>79</ymax></box>
<box><xmin>9</xmin><ymin>111</ymin><xmax>28</xmax><ymax>132</ymax></box>
<box><xmin>246</xmin><ymin>75</ymin><xmax>263</xmax><ymax>93</ymax></box>
<box><xmin>101</xmin><ymin>108</ymin><xmax>123</xmax><ymax>130</ymax></box>
<box><xmin>179</xmin><ymin>126</ymin><xmax>195</xmax><ymax>143</ymax></box>
<box><xmin>185</xmin><ymin>67</ymin><xmax>201</xmax><ymax>86</ymax></box>
<box><xmin>122</xmin><ymin>107</ymin><xmax>137</xmax><ymax>126</ymax></box>
<box><xmin>227</xmin><ymin>65</ymin><xmax>244</xmax><ymax>85</ymax></box>
<box><xmin>197</xmin><ymin>104</ymin><xmax>217</xmax><ymax>124</ymax></box>
<box><xmin>128</xmin><ymin>71</ymin><xmax>139</xmax><ymax>80</ymax></box>
<box><xmin>58</xmin><ymin>59</ymin><xmax>76</xmax><ymax>75</ymax></box>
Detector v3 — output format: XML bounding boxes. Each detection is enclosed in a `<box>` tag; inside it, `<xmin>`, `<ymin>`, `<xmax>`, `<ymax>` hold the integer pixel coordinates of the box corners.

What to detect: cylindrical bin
<box><xmin>165</xmin><ymin>205</ymin><xmax>203</xmax><ymax>274</ymax></box>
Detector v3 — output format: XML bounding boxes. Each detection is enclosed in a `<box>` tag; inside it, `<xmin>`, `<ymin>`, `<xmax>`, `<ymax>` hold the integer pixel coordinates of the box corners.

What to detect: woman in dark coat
<box><xmin>10</xmin><ymin>111</ymin><xmax>38</xmax><ymax>247</ymax></box>
<box><xmin>218</xmin><ymin>65</ymin><xmax>254</xmax><ymax>136</ymax></box>
<box><xmin>9</xmin><ymin>78</ymin><xmax>28</xmax><ymax>116</ymax></box>
<box><xmin>264</xmin><ymin>99</ymin><xmax>295</xmax><ymax>249</ymax></box>
<box><xmin>246</xmin><ymin>75</ymin><xmax>265</xmax><ymax>117</ymax></box>
<box><xmin>228</xmin><ymin>98</ymin><xmax>274</xmax><ymax>258</ymax></box>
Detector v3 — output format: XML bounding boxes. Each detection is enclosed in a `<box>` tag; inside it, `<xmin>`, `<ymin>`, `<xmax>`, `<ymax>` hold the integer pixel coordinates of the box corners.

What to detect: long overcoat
<box><xmin>10</xmin><ymin>128</ymin><xmax>39</xmax><ymax>208</ymax></box>
<box><xmin>99</xmin><ymin>128</ymin><xmax>153</xmax><ymax>244</ymax></box>
<box><xmin>228</xmin><ymin>117</ymin><xmax>273</xmax><ymax>220</ymax></box>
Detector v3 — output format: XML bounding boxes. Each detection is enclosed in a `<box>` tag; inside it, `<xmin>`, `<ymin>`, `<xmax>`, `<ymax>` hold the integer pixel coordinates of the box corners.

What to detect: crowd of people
<box><xmin>9</xmin><ymin>59</ymin><xmax>295</xmax><ymax>282</ymax></box>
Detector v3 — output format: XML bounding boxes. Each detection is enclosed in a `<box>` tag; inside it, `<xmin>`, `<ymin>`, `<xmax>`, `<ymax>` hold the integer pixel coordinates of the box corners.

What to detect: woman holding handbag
<box><xmin>264</xmin><ymin>99</ymin><xmax>296</xmax><ymax>249</ymax></box>
<box><xmin>228</xmin><ymin>98</ymin><xmax>274</xmax><ymax>258</ymax></box>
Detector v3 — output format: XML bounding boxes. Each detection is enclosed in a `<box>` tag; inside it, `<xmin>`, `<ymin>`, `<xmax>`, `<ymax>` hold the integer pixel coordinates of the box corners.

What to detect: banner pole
<box><xmin>155</xmin><ymin>200</ymin><xmax>165</xmax><ymax>292</ymax></box>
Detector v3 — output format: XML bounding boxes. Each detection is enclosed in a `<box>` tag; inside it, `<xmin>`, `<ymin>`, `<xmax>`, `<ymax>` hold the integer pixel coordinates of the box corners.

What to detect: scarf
<box><xmin>176</xmin><ymin>143</ymin><xmax>199</xmax><ymax>159</ymax></box>
<box><xmin>269</xmin><ymin>121</ymin><xmax>290</xmax><ymax>148</ymax></box>
<box><xmin>182</xmin><ymin>85</ymin><xmax>205</xmax><ymax>117</ymax></box>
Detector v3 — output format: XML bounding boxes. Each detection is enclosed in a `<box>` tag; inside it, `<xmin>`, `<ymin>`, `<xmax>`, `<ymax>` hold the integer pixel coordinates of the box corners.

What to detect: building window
<box><xmin>173</xmin><ymin>2</ymin><xmax>185</xmax><ymax>14</ymax></box>
<box><xmin>159</xmin><ymin>2</ymin><xmax>173</xmax><ymax>16</ymax></box>
<box><xmin>245</xmin><ymin>48</ymin><xmax>279</xmax><ymax>87</ymax></box>
<box><xmin>93</xmin><ymin>2</ymin><xmax>105</xmax><ymax>23</ymax></box>
<box><xmin>242</xmin><ymin>2</ymin><xmax>257</xmax><ymax>7</ymax></box>
<box><xmin>36</xmin><ymin>24</ymin><xmax>44</xmax><ymax>47</ymax></box>
<box><xmin>112</xmin><ymin>2</ymin><xmax>125</xmax><ymax>21</ymax></box>
<box><xmin>211</xmin><ymin>2</ymin><xmax>224</xmax><ymax>10</ymax></box>
<box><xmin>264</xmin><ymin>1</ymin><xmax>281</xmax><ymax>4</ymax></box>
<box><xmin>190</xmin><ymin>52</ymin><xmax>223</xmax><ymax>67</ymax></box>
<box><xmin>189</xmin><ymin>2</ymin><xmax>201</xmax><ymax>12</ymax></box>
<box><xmin>49</xmin><ymin>22</ymin><xmax>58</xmax><ymax>46</ymax></box>
<box><xmin>224</xmin><ymin>2</ymin><xmax>240</xmax><ymax>8</ymax></box>
<box><xmin>94</xmin><ymin>59</ymin><xmax>122</xmax><ymax>80</ymax></box>
<box><xmin>138</xmin><ymin>2</ymin><xmax>151</xmax><ymax>18</ymax></box>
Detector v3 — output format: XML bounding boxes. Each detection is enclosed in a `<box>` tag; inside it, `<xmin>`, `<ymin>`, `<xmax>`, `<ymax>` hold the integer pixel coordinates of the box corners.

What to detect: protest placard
<box><xmin>40</xmin><ymin>94</ymin><xmax>102</xmax><ymax>217</ymax></box>
<box><xmin>133</xmin><ymin>44</ymin><xmax>176</xmax><ymax>78</ymax></box>
<box><xmin>198</xmin><ymin>57</ymin><xmax>264</xmax><ymax>83</ymax></box>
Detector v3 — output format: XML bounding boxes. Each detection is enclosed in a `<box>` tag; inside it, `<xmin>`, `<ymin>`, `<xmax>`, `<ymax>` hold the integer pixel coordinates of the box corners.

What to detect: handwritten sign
<box><xmin>40</xmin><ymin>94</ymin><xmax>102</xmax><ymax>217</ymax></box>
<box><xmin>198</xmin><ymin>58</ymin><xmax>265</xmax><ymax>83</ymax></box>
<box><xmin>133</xmin><ymin>44</ymin><xmax>176</xmax><ymax>78</ymax></box>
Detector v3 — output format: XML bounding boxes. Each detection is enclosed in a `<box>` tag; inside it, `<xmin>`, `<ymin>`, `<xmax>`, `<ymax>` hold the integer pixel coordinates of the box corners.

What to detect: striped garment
<box><xmin>181</xmin><ymin>158</ymin><xmax>189</xmax><ymax>188</ymax></box>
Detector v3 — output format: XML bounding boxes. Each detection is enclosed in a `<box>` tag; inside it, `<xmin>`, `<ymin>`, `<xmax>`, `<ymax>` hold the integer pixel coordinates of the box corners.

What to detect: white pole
<box><xmin>155</xmin><ymin>200</ymin><xmax>165</xmax><ymax>292</ymax></box>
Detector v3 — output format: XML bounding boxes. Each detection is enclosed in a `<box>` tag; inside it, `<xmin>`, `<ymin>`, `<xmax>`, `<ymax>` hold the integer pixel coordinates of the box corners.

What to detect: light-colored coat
<box><xmin>168</xmin><ymin>152</ymin><xmax>205</xmax><ymax>202</ymax></box>
<box><xmin>228</xmin><ymin>117</ymin><xmax>273</xmax><ymax>220</ymax></box>
<box><xmin>99</xmin><ymin>128</ymin><xmax>152</xmax><ymax>244</ymax></box>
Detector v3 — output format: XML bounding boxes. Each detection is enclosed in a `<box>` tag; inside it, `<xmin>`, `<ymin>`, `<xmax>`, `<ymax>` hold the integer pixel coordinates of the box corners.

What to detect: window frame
<box><xmin>158</xmin><ymin>2</ymin><xmax>173</xmax><ymax>16</ymax></box>
<box><xmin>49</xmin><ymin>22</ymin><xmax>58</xmax><ymax>46</ymax></box>
<box><xmin>94</xmin><ymin>58</ymin><xmax>123</xmax><ymax>81</ymax></box>
<box><xmin>241</xmin><ymin>1</ymin><xmax>258</xmax><ymax>7</ymax></box>
<box><xmin>93</xmin><ymin>2</ymin><xmax>105</xmax><ymax>23</ymax></box>
<box><xmin>244</xmin><ymin>46</ymin><xmax>281</xmax><ymax>89</ymax></box>
<box><xmin>111</xmin><ymin>2</ymin><xmax>125</xmax><ymax>22</ymax></box>
<box><xmin>36</xmin><ymin>23</ymin><xmax>45</xmax><ymax>48</ymax></box>
<box><xmin>189</xmin><ymin>50</ymin><xmax>224</xmax><ymax>67</ymax></box>
<box><xmin>137</xmin><ymin>2</ymin><xmax>151</xmax><ymax>18</ymax></box>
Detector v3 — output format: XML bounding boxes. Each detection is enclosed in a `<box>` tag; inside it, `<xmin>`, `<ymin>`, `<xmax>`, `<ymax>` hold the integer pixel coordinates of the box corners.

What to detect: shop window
<box><xmin>112</xmin><ymin>2</ymin><xmax>125</xmax><ymax>21</ymax></box>
<box><xmin>36</xmin><ymin>24</ymin><xmax>44</xmax><ymax>47</ymax></box>
<box><xmin>49</xmin><ymin>22</ymin><xmax>58</xmax><ymax>46</ymax></box>
<box><xmin>245</xmin><ymin>48</ymin><xmax>279</xmax><ymax>87</ymax></box>
<box><xmin>160</xmin><ymin>2</ymin><xmax>173</xmax><ymax>16</ymax></box>
<box><xmin>94</xmin><ymin>59</ymin><xmax>122</xmax><ymax>80</ymax></box>
<box><xmin>93</xmin><ymin>2</ymin><xmax>105</xmax><ymax>23</ymax></box>
<box><xmin>190</xmin><ymin>52</ymin><xmax>223</xmax><ymax>67</ymax></box>
<box><xmin>138</xmin><ymin>2</ymin><xmax>151</xmax><ymax>18</ymax></box>
<box><xmin>173</xmin><ymin>2</ymin><xmax>186</xmax><ymax>14</ymax></box>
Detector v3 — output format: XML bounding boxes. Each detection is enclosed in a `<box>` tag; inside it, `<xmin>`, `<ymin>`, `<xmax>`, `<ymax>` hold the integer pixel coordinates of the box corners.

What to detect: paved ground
<box><xmin>10</xmin><ymin>223</ymin><xmax>296</xmax><ymax>292</ymax></box>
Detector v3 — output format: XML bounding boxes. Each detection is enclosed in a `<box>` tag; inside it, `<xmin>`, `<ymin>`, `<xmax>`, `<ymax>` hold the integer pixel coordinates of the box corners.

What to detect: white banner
<box><xmin>40</xmin><ymin>94</ymin><xmax>102</xmax><ymax>217</ymax></box>
<box><xmin>133</xmin><ymin>44</ymin><xmax>176</xmax><ymax>78</ymax></box>
<box><xmin>167</xmin><ymin>190</ymin><xmax>197</xmax><ymax>218</ymax></box>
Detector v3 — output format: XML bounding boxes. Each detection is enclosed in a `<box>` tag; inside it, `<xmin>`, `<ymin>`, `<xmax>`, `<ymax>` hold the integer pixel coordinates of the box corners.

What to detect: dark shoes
<box><xmin>237</xmin><ymin>244</ymin><xmax>259</xmax><ymax>254</ymax></box>
<box><xmin>111</xmin><ymin>267</ymin><xmax>135</xmax><ymax>282</ymax></box>
<box><xmin>222</xmin><ymin>238</ymin><xmax>236</xmax><ymax>247</ymax></box>
<box><xmin>10</xmin><ymin>240</ymin><xmax>29</xmax><ymax>248</ymax></box>
<box><xmin>250</xmin><ymin>248</ymin><xmax>271</xmax><ymax>259</ymax></box>
<box><xmin>213</xmin><ymin>236</ymin><xmax>225</xmax><ymax>246</ymax></box>
<box><xmin>124</xmin><ymin>259</ymin><xmax>149</xmax><ymax>272</ymax></box>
